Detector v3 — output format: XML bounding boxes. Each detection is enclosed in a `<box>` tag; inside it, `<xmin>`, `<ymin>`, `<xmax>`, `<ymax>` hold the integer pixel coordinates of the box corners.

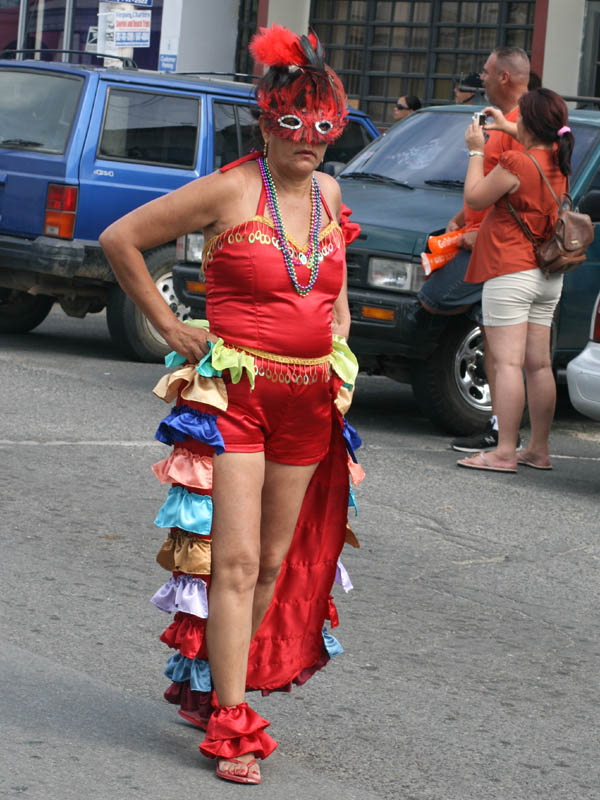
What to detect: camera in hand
<box><xmin>472</xmin><ymin>112</ymin><xmax>487</xmax><ymax>126</ymax></box>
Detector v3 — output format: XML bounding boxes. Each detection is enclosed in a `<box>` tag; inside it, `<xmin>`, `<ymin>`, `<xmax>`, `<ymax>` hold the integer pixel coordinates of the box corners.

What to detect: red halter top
<box><xmin>203</xmin><ymin>153</ymin><xmax>346</xmax><ymax>359</ymax></box>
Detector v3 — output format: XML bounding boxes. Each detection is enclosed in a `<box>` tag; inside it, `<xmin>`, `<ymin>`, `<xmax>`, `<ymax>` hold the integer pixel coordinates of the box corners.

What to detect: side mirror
<box><xmin>578</xmin><ymin>190</ymin><xmax>600</xmax><ymax>222</ymax></box>
<box><xmin>322</xmin><ymin>161</ymin><xmax>344</xmax><ymax>177</ymax></box>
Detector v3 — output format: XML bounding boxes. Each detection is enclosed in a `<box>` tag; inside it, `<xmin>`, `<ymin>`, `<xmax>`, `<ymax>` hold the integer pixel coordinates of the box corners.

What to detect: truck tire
<box><xmin>0</xmin><ymin>289</ymin><xmax>54</xmax><ymax>334</ymax></box>
<box><xmin>107</xmin><ymin>245</ymin><xmax>191</xmax><ymax>362</ymax></box>
<box><xmin>411</xmin><ymin>317</ymin><xmax>492</xmax><ymax>435</ymax></box>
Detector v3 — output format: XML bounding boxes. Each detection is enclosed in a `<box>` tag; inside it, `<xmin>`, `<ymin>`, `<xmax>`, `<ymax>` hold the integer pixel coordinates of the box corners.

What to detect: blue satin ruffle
<box><xmin>348</xmin><ymin>485</ymin><xmax>358</xmax><ymax>516</ymax></box>
<box><xmin>342</xmin><ymin>419</ymin><xmax>362</xmax><ymax>463</ymax></box>
<box><xmin>154</xmin><ymin>486</ymin><xmax>213</xmax><ymax>535</ymax></box>
<box><xmin>155</xmin><ymin>405</ymin><xmax>225</xmax><ymax>453</ymax></box>
<box><xmin>165</xmin><ymin>653</ymin><xmax>212</xmax><ymax>692</ymax></box>
<box><xmin>322</xmin><ymin>627</ymin><xmax>344</xmax><ymax>658</ymax></box>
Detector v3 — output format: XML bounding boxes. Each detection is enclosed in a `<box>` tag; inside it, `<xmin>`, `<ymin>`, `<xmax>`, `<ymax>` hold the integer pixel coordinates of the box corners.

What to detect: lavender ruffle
<box><xmin>335</xmin><ymin>559</ymin><xmax>353</xmax><ymax>593</ymax></box>
<box><xmin>151</xmin><ymin>575</ymin><xmax>209</xmax><ymax>618</ymax></box>
<box><xmin>154</xmin><ymin>486</ymin><xmax>213</xmax><ymax>535</ymax></box>
<box><xmin>155</xmin><ymin>405</ymin><xmax>225</xmax><ymax>453</ymax></box>
<box><xmin>165</xmin><ymin>653</ymin><xmax>212</xmax><ymax>692</ymax></box>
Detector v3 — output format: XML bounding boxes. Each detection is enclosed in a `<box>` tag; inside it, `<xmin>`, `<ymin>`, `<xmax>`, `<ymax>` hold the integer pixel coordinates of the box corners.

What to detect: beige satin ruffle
<box><xmin>152</xmin><ymin>448</ymin><xmax>213</xmax><ymax>490</ymax></box>
<box><xmin>152</xmin><ymin>364</ymin><xmax>228</xmax><ymax>410</ymax></box>
<box><xmin>335</xmin><ymin>385</ymin><xmax>355</xmax><ymax>416</ymax></box>
<box><xmin>345</xmin><ymin>524</ymin><xmax>360</xmax><ymax>549</ymax></box>
<box><xmin>156</xmin><ymin>530</ymin><xmax>212</xmax><ymax>574</ymax></box>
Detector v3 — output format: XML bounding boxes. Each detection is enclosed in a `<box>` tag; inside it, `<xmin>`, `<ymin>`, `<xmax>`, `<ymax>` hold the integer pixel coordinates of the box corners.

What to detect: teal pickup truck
<box><xmin>336</xmin><ymin>105</ymin><xmax>600</xmax><ymax>434</ymax></box>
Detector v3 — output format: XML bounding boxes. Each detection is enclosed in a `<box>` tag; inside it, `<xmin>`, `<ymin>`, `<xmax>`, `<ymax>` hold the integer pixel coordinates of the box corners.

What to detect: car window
<box><xmin>342</xmin><ymin>111</ymin><xmax>600</xmax><ymax>187</ymax></box>
<box><xmin>98</xmin><ymin>88</ymin><xmax>200</xmax><ymax>168</ymax></box>
<box><xmin>213</xmin><ymin>101</ymin><xmax>259</xmax><ymax>169</ymax></box>
<box><xmin>0</xmin><ymin>69</ymin><xmax>83</xmax><ymax>154</ymax></box>
<box><xmin>324</xmin><ymin>119</ymin><xmax>372</xmax><ymax>166</ymax></box>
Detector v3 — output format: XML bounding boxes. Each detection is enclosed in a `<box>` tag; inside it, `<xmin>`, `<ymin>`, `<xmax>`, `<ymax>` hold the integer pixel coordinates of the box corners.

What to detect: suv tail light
<box><xmin>44</xmin><ymin>183</ymin><xmax>78</xmax><ymax>238</ymax></box>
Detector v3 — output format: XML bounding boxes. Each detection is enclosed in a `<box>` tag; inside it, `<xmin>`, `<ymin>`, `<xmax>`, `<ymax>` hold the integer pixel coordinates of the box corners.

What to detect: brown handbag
<box><xmin>506</xmin><ymin>152</ymin><xmax>595</xmax><ymax>278</ymax></box>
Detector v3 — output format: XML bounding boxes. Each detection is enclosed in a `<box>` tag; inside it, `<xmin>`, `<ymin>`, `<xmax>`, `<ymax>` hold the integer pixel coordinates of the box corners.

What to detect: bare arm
<box><xmin>332</xmin><ymin>267</ymin><xmax>351</xmax><ymax>339</ymax></box>
<box><xmin>99</xmin><ymin>169</ymin><xmax>245</xmax><ymax>362</ymax></box>
<box><xmin>464</xmin><ymin>121</ymin><xmax>519</xmax><ymax>210</ymax></box>
<box><xmin>446</xmin><ymin>208</ymin><xmax>465</xmax><ymax>232</ymax></box>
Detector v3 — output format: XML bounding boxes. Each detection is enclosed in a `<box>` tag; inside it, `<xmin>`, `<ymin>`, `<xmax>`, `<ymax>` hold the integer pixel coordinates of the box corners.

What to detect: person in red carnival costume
<box><xmin>100</xmin><ymin>24</ymin><xmax>364</xmax><ymax>786</ymax></box>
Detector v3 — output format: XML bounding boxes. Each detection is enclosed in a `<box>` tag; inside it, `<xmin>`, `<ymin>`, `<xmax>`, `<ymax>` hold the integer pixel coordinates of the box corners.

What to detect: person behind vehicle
<box><xmin>99</xmin><ymin>24</ymin><xmax>363</xmax><ymax>786</ymax></box>
<box><xmin>393</xmin><ymin>94</ymin><xmax>421</xmax><ymax>121</ymax></box>
<box><xmin>417</xmin><ymin>47</ymin><xmax>530</xmax><ymax>452</ymax></box>
<box><xmin>456</xmin><ymin>88</ymin><xmax>573</xmax><ymax>473</ymax></box>
<box><xmin>453</xmin><ymin>73</ymin><xmax>484</xmax><ymax>105</ymax></box>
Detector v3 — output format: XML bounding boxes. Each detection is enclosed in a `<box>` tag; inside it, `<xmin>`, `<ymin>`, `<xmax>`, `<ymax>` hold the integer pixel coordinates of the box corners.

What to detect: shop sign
<box><xmin>114</xmin><ymin>8</ymin><xmax>151</xmax><ymax>48</ymax></box>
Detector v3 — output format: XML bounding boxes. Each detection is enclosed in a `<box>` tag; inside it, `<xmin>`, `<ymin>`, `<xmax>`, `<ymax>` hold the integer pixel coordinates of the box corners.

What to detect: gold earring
<box><xmin>263</xmin><ymin>140</ymin><xmax>268</xmax><ymax>158</ymax></box>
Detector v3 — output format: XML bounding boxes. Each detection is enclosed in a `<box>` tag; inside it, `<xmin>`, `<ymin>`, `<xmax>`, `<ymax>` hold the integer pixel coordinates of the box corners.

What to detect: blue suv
<box><xmin>0</xmin><ymin>56</ymin><xmax>379</xmax><ymax>360</ymax></box>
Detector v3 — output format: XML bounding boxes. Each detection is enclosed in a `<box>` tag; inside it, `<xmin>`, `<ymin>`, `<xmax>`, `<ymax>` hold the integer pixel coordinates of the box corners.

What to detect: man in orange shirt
<box><xmin>417</xmin><ymin>47</ymin><xmax>530</xmax><ymax>451</ymax></box>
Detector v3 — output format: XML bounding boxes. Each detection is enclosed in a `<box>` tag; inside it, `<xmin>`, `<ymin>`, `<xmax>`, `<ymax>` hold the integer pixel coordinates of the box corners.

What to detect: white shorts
<box><xmin>482</xmin><ymin>269</ymin><xmax>563</xmax><ymax>327</ymax></box>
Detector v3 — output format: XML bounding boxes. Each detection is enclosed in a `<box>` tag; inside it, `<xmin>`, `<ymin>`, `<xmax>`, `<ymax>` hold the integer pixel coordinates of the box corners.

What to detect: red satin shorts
<box><xmin>216</xmin><ymin>358</ymin><xmax>334</xmax><ymax>465</ymax></box>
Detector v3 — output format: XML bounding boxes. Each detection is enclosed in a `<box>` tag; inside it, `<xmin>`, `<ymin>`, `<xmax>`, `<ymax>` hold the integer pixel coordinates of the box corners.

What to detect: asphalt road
<box><xmin>2</xmin><ymin>308</ymin><xmax>600</xmax><ymax>800</ymax></box>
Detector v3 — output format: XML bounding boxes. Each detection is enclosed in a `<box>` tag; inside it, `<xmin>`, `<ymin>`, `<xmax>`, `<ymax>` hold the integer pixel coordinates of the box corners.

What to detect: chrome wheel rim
<box><xmin>453</xmin><ymin>325</ymin><xmax>492</xmax><ymax>412</ymax></box>
<box><xmin>144</xmin><ymin>270</ymin><xmax>191</xmax><ymax>347</ymax></box>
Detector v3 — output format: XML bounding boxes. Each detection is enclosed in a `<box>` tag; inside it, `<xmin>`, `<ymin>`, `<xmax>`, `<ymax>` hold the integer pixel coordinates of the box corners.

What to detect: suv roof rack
<box><xmin>174</xmin><ymin>71</ymin><xmax>254</xmax><ymax>81</ymax></box>
<box><xmin>0</xmin><ymin>49</ymin><xmax>137</xmax><ymax>69</ymax></box>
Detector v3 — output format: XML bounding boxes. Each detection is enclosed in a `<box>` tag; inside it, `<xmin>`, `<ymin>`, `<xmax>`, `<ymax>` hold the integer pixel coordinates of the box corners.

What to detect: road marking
<box><xmin>0</xmin><ymin>440</ymin><xmax>161</xmax><ymax>446</ymax></box>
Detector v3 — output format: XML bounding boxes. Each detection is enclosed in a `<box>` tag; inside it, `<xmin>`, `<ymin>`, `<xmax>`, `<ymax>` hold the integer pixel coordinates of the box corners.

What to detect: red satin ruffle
<box><xmin>164</xmin><ymin>681</ymin><xmax>212</xmax><ymax>718</ymax></box>
<box><xmin>160</xmin><ymin>611</ymin><xmax>208</xmax><ymax>660</ymax></box>
<box><xmin>199</xmin><ymin>702</ymin><xmax>278</xmax><ymax>760</ymax></box>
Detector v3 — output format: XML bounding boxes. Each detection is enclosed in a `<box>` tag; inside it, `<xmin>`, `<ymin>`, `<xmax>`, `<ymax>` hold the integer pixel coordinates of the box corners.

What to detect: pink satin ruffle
<box><xmin>152</xmin><ymin>447</ymin><xmax>213</xmax><ymax>490</ymax></box>
<box><xmin>347</xmin><ymin>457</ymin><xmax>365</xmax><ymax>486</ymax></box>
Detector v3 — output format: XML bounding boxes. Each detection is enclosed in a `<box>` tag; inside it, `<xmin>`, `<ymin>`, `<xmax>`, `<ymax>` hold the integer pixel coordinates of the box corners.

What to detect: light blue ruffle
<box><xmin>165</xmin><ymin>653</ymin><xmax>212</xmax><ymax>692</ymax></box>
<box><xmin>348</xmin><ymin>485</ymin><xmax>358</xmax><ymax>516</ymax></box>
<box><xmin>322</xmin><ymin>627</ymin><xmax>344</xmax><ymax>658</ymax></box>
<box><xmin>196</xmin><ymin>341</ymin><xmax>222</xmax><ymax>378</ymax></box>
<box><xmin>154</xmin><ymin>486</ymin><xmax>213</xmax><ymax>535</ymax></box>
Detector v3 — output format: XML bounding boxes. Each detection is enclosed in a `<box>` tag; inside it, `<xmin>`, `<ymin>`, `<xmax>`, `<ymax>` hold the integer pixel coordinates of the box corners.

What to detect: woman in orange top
<box><xmin>456</xmin><ymin>88</ymin><xmax>574</xmax><ymax>473</ymax></box>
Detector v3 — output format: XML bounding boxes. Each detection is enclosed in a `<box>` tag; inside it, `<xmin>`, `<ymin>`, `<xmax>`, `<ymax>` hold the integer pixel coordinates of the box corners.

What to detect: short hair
<box><xmin>405</xmin><ymin>95</ymin><xmax>422</xmax><ymax>111</ymax></box>
<box><xmin>492</xmin><ymin>47</ymin><xmax>530</xmax><ymax>83</ymax></box>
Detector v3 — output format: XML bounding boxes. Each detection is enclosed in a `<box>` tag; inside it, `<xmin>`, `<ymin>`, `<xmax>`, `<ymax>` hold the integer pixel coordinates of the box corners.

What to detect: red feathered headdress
<box><xmin>250</xmin><ymin>24</ymin><xmax>348</xmax><ymax>144</ymax></box>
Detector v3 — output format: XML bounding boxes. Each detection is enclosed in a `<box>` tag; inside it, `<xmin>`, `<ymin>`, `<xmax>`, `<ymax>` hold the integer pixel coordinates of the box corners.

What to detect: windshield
<box><xmin>340</xmin><ymin>110</ymin><xmax>600</xmax><ymax>187</ymax></box>
<box><xmin>0</xmin><ymin>69</ymin><xmax>83</xmax><ymax>154</ymax></box>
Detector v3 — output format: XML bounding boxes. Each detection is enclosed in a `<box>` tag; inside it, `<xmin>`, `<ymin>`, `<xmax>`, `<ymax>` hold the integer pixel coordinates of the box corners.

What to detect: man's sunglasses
<box><xmin>395</xmin><ymin>103</ymin><xmax>409</xmax><ymax>110</ymax></box>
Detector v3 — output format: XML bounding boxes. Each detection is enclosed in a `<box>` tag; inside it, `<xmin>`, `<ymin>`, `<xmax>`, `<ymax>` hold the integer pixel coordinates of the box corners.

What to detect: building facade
<box><xmin>0</xmin><ymin>0</ymin><xmax>595</xmax><ymax>125</ymax></box>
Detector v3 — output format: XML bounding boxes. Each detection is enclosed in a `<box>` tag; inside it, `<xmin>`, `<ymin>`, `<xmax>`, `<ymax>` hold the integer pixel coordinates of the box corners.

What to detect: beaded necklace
<box><xmin>258</xmin><ymin>156</ymin><xmax>322</xmax><ymax>297</ymax></box>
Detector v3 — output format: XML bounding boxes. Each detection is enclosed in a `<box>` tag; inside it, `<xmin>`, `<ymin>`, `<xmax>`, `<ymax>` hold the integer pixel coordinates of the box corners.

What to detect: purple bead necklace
<box><xmin>258</xmin><ymin>156</ymin><xmax>322</xmax><ymax>297</ymax></box>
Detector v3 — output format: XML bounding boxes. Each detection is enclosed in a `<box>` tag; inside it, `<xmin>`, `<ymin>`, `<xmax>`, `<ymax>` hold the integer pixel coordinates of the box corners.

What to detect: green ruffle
<box><xmin>164</xmin><ymin>320</ymin><xmax>255</xmax><ymax>389</ymax></box>
<box><xmin>330</xmin><ymin>335</ymin><xmax>359</xmax><ymax>389</ymax></box>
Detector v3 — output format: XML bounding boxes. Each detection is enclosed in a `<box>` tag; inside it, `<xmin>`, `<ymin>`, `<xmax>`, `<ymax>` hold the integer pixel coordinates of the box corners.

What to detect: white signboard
<box><xmin>114</xmin><ymin>8</ymin><xmax>151</xmax><ymax>48</ymax></box>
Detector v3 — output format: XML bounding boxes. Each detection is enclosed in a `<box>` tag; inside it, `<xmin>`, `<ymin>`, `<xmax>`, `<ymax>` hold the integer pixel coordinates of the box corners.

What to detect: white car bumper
<box><xmin>567</xmin><ymin>341</ymin><xmax>600</xmax><ymax>422</ymax></box>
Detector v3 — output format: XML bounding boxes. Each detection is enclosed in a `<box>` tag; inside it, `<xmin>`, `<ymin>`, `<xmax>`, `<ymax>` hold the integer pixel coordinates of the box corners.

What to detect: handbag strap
<box><xmin>505</xmin><ymin>150</ymin><xmax>569</xmax><ymax>245</ymax></box>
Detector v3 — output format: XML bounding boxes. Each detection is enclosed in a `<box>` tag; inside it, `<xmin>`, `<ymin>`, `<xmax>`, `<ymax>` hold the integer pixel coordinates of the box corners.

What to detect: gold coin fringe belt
<box><xmin>224</xmin><ymin>343</ymin><xmax>332</xmax><ymax>384</ymax></box>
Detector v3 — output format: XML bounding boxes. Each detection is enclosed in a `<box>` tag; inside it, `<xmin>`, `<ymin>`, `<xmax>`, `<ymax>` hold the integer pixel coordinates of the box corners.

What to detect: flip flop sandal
<box><xmin>457</xmin><ymin>451</ymin><xmax>517</xmax><ymax>473</ymax></box>
<box><xmin>216</xmin><ymin>757</ymin><xmax>262</xmax><ymax>785</ymax></box>
<box><xmin>177</xmin><ymin>709</ymin><xmax>210</xmax><ymax>729</ymax></box>
<box><xmin>517</xmin><ymin>455</ymin><xmax>552</xmax><ymax>470</ymax></box>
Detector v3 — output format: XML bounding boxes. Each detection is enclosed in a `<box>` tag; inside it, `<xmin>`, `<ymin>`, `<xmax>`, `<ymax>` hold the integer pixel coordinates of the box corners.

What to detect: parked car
<box><xmin>566</xmin><ymin>290</ymin><xmax>600</xmax><ymax>421</ymax></box>
<box><xmin>174</xmin><ymin>103</ymin><xmax>600</xmax><ymax>434</ymax></box>
<box><xmin>0</xmin><ymin>55</ymin><xmax>379</xmax><ymax>361</ymax></box>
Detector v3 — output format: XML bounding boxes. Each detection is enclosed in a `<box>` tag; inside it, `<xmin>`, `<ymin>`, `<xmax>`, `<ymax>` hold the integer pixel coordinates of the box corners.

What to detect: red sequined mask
<box><xmin>250</xmin><ymin>25</ymin><xmax>348</xmax><ymax>144</ymax></box>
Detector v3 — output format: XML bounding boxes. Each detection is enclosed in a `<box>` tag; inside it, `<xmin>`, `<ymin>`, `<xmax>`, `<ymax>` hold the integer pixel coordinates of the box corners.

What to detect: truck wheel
<box><xmin>411</xmin><ymin>317</ymin><xmax>492</xmax><ymax>435</ymax></box>
<box><xmin>107</xmin><ymin>245</ymin><xmax>191</xmax><ymax>362</ymax></box>
<box><xmin>0</xmin><ymin>289</ymin><xmax>54</xmax><ymax>333</ymax></box>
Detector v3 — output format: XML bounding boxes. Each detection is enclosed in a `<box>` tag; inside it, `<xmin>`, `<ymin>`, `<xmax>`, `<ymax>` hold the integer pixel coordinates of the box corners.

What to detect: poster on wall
<box><xmin>114</xmin><ymin>8</ymin><xmax>151</xmax><ymax>48</ymax></box>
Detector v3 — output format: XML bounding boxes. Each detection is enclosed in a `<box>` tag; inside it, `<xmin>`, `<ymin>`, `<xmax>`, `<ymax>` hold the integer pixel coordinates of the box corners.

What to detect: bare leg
<box><xmin>480</xmin><ymin>326</ymin><xmax>496</xmax><ymax>418</ymax></box>
<box><xmin>520</xmin><ymin>322</ymin><xmax>555</xmax><ymax>466</ymax></box>
<box><xmin>252</xmin><ymin>459</ymin><xmax>320</xmax><ymax>636</ymax></box>
<box><xmin>462</xmin><ymin>323</ymin><xmax>527</xmax><ymax>468</ymax></box>
<box><xmin>207</xmin><ymin>453</ymin><xmax>319</xmax><ymax>778</ymax></box>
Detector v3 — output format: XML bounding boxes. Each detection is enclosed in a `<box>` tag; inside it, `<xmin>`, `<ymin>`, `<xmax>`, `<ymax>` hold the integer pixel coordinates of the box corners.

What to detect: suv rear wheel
<box><xmin>411</xmin><ymin>317</ymin><xmax>492</xmax><ymax>435</ymax></box>
<box><xmin>0</xmin><ymin>289</ymin><xmax>54</xmax><ymax>334</ymax></box>
<box><xmin>107</xmin><ymin>245</ymin><xmax>191</xmax><ymax>362</ymax></box>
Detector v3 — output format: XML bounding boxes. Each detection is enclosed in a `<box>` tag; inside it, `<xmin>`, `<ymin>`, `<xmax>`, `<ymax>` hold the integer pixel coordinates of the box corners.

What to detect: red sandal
<box><xmin>216</xmin><ymin>757</ymin><xmax>261</xmax><ymax>785</ymax></box>
<box><xmin>177</xmin><ymin>708</ymin><xmax>210</xmax><ymax>729</ymax></box>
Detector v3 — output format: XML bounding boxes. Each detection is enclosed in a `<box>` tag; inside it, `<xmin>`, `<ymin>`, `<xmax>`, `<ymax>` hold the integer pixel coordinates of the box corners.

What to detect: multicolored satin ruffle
<box><xmin>148</xmin><ymin>323</ymin><xmax>364</xmax><ymax>759</ymax></box>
